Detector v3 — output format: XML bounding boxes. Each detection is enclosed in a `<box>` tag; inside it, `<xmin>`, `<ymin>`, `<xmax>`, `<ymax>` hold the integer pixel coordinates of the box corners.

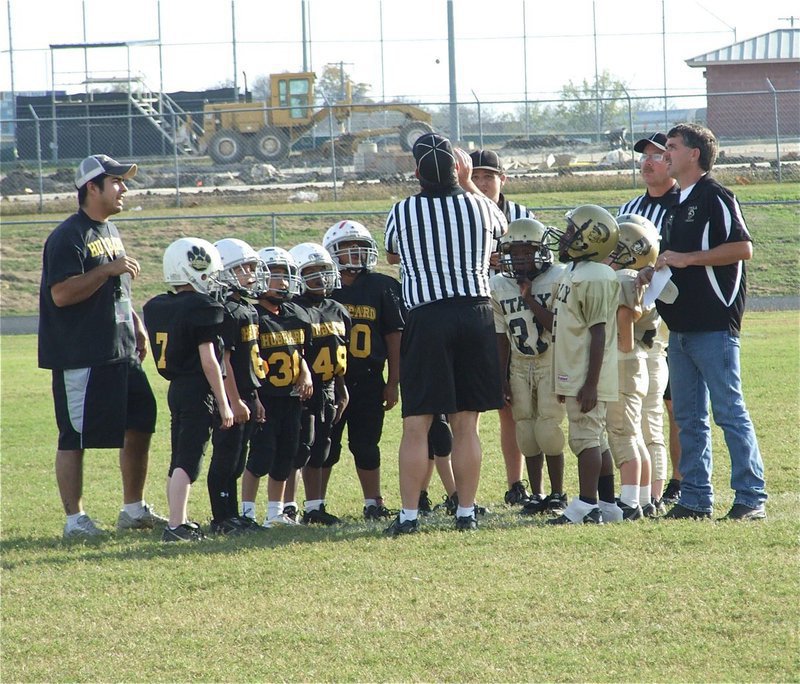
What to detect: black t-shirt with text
<box><xmin>38</xmin><ymin>210</ymin><xmax>136</xmax><ymax>369</ymax></box>
<box><xmin>331</xmin><ymin>271</ymin><xmax>404</xmax><ymax>378</ymax></box>
<box><xmin>142</xmin><ymin>290</ymin><xmax>225</xmax><ymax>381</ymax></box>
<box><xmin>657</xmin><ymin>174</ymin><xmax>751</xmax><ymax>335</ymax></box>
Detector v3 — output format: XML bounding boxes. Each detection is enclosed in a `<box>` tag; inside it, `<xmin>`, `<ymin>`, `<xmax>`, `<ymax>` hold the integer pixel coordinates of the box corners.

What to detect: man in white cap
<box><xmin>38</xmin><ymin>154</ymin><xmax>166</xmax><ymax>538</ymax></box>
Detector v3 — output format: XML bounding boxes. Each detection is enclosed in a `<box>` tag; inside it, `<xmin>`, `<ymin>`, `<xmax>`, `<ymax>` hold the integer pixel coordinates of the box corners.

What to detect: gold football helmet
<box><xmin>612</xmin><ymin>214</ymin><xmax>660</xmax><ymax>270</ymax></box>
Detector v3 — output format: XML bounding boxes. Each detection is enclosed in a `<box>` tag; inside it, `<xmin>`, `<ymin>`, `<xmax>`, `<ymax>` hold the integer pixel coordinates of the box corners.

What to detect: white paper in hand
<box><xmin>643</xmin><ymin>267</ymin><xmax>672</xmax><ymax>308</ymax></box>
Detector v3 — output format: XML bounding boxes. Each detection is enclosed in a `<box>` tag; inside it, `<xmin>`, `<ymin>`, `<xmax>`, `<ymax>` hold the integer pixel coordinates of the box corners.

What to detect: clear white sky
<box><xmin>2</xmin><ymin>0</ymin><xmax>797</xmax><ymax>107</ymax></box>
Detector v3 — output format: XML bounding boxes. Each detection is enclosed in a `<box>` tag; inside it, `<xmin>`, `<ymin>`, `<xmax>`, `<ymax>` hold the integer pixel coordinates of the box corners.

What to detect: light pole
<box><xmin>447</xmin><ymin>0</ymin><xmax>460</xmax><ymax>142</ymax></box>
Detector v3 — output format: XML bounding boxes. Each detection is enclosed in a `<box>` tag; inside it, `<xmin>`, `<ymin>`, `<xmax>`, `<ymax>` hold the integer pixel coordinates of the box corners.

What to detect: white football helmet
<box><xmin>214</xmin><ymin>237</ymin><xmax>269</xmax><ymax>297</ymax></box>
<box><xmin>163</xmin><ymin>237</ymin><xmax>225</xmax><ymax>298</ymax></box>
<box><xmin>612</xmin><ymin>214</ymin><xmax>660</xmax><ymax>270</ymax></box>
<box><xmin>289</xmin><ymin>242</ymin><xmax>341</xmax><ymax>296</ymax></box>
<box><xmin>545</xmin><ymin>204</ymin><xmax>619</xmax><ymax>263</ymax></box>
<box><xmin>498</xmin><ymin>218</ymin><xmax>554</xmax><ymax>281</ymax></box>
<box><xmin>322</xmin><ymin>220</ymin><xmax>379</xmax><ymax>272</ymax></box>
<box><xmin>257</xmin><ymin>246</ymin><xmax>301</xmax><ymax>299</ymax></box>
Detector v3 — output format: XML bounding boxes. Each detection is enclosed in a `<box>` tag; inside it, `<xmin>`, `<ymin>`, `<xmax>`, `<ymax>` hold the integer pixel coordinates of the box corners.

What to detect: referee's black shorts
<box><xmin>400</xmin><ymin>296</ymin><xmax>503</xmax><ymax>417</ymax></box>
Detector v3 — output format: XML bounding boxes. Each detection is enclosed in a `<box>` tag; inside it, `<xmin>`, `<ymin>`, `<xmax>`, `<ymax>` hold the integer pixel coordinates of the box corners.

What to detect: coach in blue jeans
<box><xmin>639</xmin><ymin>123</ymin><xmax>767</xmax><ymax>520</ymax></box>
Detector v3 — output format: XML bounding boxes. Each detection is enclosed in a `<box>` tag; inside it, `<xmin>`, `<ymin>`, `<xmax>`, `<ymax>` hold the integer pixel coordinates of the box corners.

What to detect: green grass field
<box><xmin>1</xmin><ymin>311</ymin><xmax>798</xmax><ymax>682</ymax></box>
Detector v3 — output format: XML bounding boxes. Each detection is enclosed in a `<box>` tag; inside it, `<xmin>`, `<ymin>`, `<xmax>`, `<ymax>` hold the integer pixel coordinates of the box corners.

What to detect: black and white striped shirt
<box><xmin>385</xmin><ymin>189</ymin><xmax>508</xmax><ymax>309</ymax></box>
<box><xmin>501</xmin><ymin>196</ymin><xmax>535</xmax><ymax>222</ymax></box>
<box><xmin>618</xmin><ymin>184</ymin><xmax>679</xmax><ymax>233</ymax></box>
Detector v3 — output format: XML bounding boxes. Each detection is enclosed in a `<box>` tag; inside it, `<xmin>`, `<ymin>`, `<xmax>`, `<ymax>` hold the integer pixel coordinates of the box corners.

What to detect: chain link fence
<box><xmin>2</xmin><ymin>89</ymin><xmax>799</xmax><ymax>210</ymax></box>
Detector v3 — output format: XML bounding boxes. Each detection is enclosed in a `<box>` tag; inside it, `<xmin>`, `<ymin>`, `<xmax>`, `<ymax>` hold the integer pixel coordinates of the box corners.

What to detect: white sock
<box><xmin>65</xmin><ymin>512</ymin><xmax>86</xmax><ymax>529</ymax></box>
<box><xmin>241</xmin><ymin>501</ymin><xmax>256</xmax><ymax>519</ymax></box>
<box><xmin>639</xmin><ymin>484</ymin><xmax>652</xmax><ymax>507</ymax></box>
<box><xmin>364</xmin><ymin>498</ymin><xmax>378</xmax><ymax>509</ymax></box>
<box><xmin>123</xmin><ymin>500</ymin><xmax>145</xmax><ymax>518</ymax></box>
<box><xmin>620</xmin><ymin>484</ymin><xmax>640</xmax><ymax>508</ymax></box>
<box><xmin>399</xmin><ymin>509</ymin><xmax>418</xmax><ymax>523</ymax></box>
<box><xmin>563</xmin><ymin>497</ymin><xmax>596</xmax><ymax>523</ymax></box>
<box><xmin>267</xmin><ymin>501</ymin><xmax>283</xmax><ymax>520</ymax></box>
<box><xmin>305</xmin><ymin>499</ymin><xmax>323</xmax><ymax>512</ymax></box>
<box><xmin>284</xmin><ymin>500</ymin><xmax>298</xmax><ymax>511</ymax></box>
<box><xmin>599</xmin><ymin>500</ymin><xmax>623</xmax><ymax>523</ymax></box>
<box><xmin>456</xmin><ymin>505</ymin><xmax>475</xmax><ymax>519</ymax></box>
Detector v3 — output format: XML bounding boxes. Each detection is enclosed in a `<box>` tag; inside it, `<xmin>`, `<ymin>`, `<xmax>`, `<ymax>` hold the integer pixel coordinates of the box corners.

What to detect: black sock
<box><xmin>598</xmin><ymin>475</ymin><xmax>615</xmax><ymax>503</ymax></box>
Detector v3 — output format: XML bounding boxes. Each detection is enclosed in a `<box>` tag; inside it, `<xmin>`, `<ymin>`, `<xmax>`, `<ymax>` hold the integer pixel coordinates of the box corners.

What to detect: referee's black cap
<box><xmin>413</xmin><ymin>133</ymin><xmax>456</xmax><ymax>184</ymax></box>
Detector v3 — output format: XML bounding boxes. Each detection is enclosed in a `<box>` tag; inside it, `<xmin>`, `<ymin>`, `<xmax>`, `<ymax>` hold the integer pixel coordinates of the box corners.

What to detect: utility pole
<box><xmin>447</xmin><ymin>0</ymin><xmax>460</xmax><ymax>142</ymax></box>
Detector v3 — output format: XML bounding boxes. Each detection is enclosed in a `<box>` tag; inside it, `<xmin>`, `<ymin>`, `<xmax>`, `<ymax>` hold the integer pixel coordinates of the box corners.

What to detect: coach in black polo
<box><xmin>384</xmin><ymin>133</ymin><xmax>508</xmax><ymax>534</ymax></box>
<box><xmin>38</xmin><ymin>154</ymin><xmax>164</xmax><ymax>538</ymax></box>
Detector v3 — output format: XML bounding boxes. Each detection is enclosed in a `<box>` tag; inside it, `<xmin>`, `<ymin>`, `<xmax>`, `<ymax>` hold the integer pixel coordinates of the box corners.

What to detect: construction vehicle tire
<box><xmin>399</xmin><ymin>121</ymin><xmax>434</xmax><ymax>151</ymax></box>
<box><xmin>208</xmin><ymin>129</ymin><xmax>248</xmax><ymax>164</ymax></box>
<box><xmin>253</xmin><ymin>127</ymin><xmax>290</xmax><ymax>162</ymax></box>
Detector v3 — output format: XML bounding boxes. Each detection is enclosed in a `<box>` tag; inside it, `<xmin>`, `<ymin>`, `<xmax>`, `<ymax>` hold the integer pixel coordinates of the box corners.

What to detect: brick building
<box><xmin>686</xmin><ymin>29</ymin><xmax>799</xmax><ymax>138</ymax></box>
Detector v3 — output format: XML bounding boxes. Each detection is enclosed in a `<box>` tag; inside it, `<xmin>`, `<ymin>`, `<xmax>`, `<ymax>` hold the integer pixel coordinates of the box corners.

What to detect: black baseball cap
<box><xmin>469</xmin><ymin>149</ymin><xmax>504</xmax><ymax>174</ymax></box>
<box><xmin>413</xmin><ymin>133</ymin><xmax>456</xmax><ymax>184</ymax></box>
<box><xmin>633</xmin><ymin>132</ymin><xmax>667</xmax><ymax>154</ymax></box>
<box><xmin>75</xmin><ymin>154</ymin><xmax>138</xmax><ymax>189</ymax></box>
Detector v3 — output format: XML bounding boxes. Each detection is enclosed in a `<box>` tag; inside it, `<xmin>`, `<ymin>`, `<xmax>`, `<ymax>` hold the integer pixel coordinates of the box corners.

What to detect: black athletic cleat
<box><xmin>162</xmin><ymin>522</ymin><xmax>205</xmax><ymax>542</ymax></box>
<box><xmin>210</xmin><ymin>517</ymin><xmax>246</xmax><ymax>536</ymax></box>
<box><xmin>434</xmin><ymin>493</ymin><xmax>458</xmax><ymax>515</ymax></box>
<box><xmin>520</xmin><ymin>494</ymin><xmax>546</xmax><ymax>516</ymax></box>
<box><xmin>718</xmin><ymin>503</ymin><xmax>766</xmax><ymax>521</ymax></box>
<box><xmin>283</xmin><ymin>505</ymin><xmax>298</xmax><ymax>522</ymax></box>
<box><xmin>543</xmin><ymin>492</ymin><xmax>568</xmax><ymax>513</ymax></box>
<box><xmin>364</xmin><ymin>504</ymin><xmax>394</xmax><ymax>521</ymax></box>
<box><xmin>302</xmin><ymin>504</ymin><xmax>341</xmax><ymax>526</ymax></box>
<box><xmin>662</xmin><ymin>479</ymin><xmax>682</xmax><ymax>505</ymax></box>
<box><xmin>546</xmin><ymin>508</ymin><xmax>604</xmax><ymax>525</ymax></box>
<box><xmin>662</xmin><ymin>503</ymin><xmax>711</xmax><ymax>520</ymax></box>
<box><xmin>504</xmin><ymin>480</ymin><xmax>531</xmax><ymax>506</ymax></box>
<box><xmin>617</xmin><ymin>500</ymin><xmax>643</xmax><ymax>521</ymax></box>
<box><xmin>384</xmin><ymin>516</ymin><xmax>419</xmax><ymax>536</ymax></box>
<box><xmin>455</xmin><ymin>515</ymin><xmax>478</xmax><ymax>531</ymax></box>
<box><xmin>234</xmin><ymin>515</ymin><xmax>266</xmax><ymax>532</ymax></box>
<box><xmin>642</xmin><ymin>497</ymin><xmax>666</xmax><ymax>518</ymax></box>
<box><xmin>418</xmin><ymin>490</ymin><xmax>433</xmax><ymax>516</ymax></box>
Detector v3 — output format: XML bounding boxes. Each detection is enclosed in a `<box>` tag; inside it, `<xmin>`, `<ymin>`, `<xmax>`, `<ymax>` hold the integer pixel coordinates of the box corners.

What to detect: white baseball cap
<box><xmin>75</xmin><ymin>154</ymin><xmax>138</xmax><ymax>189</ymax></box>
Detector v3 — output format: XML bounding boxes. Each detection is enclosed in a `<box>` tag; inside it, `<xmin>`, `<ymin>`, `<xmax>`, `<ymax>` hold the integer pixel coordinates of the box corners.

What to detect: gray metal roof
<box><xmin>686</xmin><ymin>29</ymin><xmax>800</xmax><ymax>66</ymax></box>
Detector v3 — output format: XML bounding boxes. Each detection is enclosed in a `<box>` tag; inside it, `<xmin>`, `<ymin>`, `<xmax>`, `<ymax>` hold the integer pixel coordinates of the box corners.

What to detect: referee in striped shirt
<box><xmin>384</xmin><ymin>133</ymin><xmax>508</xmax><ymax>534</ymax></box>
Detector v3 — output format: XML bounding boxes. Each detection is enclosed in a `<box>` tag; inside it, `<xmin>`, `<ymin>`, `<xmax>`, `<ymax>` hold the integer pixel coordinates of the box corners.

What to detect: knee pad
<box><xmin>170</xmin><ymin>456</ymin><xmax>203</xmax><ymax>484</ymax></box>
<box><xmin>428</xmin><ymin>416</ymin><xmax>452</xmax><ymax>457</ymax></box>
<box><xmin>607</xmin><ymin>432</ymin><xmax>640</xmax><ymax>468</ymax></box>
<box><xmin>534</xmin><ymin>417</ymin><xmax>566</xmax><ymax>456</ymax></box>
<box><xmin>514</xmin><ymin>418</ymin><xmax>540</xmax><ymax>456</ymax></box>
<box><xmin>352</xmin><ymin>442</ymin><xmax>380</xmax><ymax>471</ymax></box>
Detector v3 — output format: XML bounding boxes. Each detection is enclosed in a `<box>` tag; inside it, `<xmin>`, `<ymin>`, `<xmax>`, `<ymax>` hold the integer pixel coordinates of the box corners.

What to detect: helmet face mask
<box><xmin>163</xmin><ymin>237</ymin><xmax>226</xmax><ymax>300</ymax></box>
<box><xmin>257</xmin><ymin>246</ymin><xmax>301</xmax><ymax>301</ymax></box>
<box><xmin>322</xmin><ymin>221</ymin><xmax>379</xmax><ymax>272</ymax></box>
<box><xmin>498</xmin><ymin>218</ymin><xmax>554</xmax><ymax>280</ymax></box>
<box><xmin>214</xmin><ymin>238</ymin><xmax>269</xmax><ymax>298</ymax></box>
<box><xmin>289</xmin><ymin>242</ymin><xmax>341</xmax><ymax>297</ymax></box>
<box><xmin>549</xmin><ymin>205</ymin><xmax>619</xmax><ymax>263</ymax></box>
<box><xmin>610</xmin><ymin>214</ymin><xmax>660</xmax><ymax>270</ymax></box>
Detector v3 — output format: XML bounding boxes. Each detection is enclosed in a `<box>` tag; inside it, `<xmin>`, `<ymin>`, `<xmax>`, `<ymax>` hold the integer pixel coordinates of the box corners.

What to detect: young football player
<box><xmin>545</xmin><ymin>205</ymin><xmax>621</xmax><ymax>524</ymax></box>
<box><xmin>602</xmin><ymin>217</ymin><xmax>662</xmax><ymax>521</ymax></box>
<box><xmin>611</xmin><ymin>215</ymin><xmax>669</xmax><ymax>518</ymax></box>
<box><xmin>205</xmin><ymin>238</ymin><xmax>267</xmax><ymax>535</ymax></box>
<box><xmin>322</xmin><ymin>220</ymin><xmax>404</xmax><ymax>521</ymax></box>
<box><xmin>142</xmin><ymin>238</ymin><xmax>234</xmax><ymax>542</ymax></box>
<box><xmin>289</xmin><ymin>242</ymin><xmax>351</xmax><ymax>525</ymax></box>
<box><xmin>241</xmin><ymin>247</ymin><xmax>313</xmax><ymax>526</ymax></box>
<box><xmin>489</xmin><ymin>218</ymin><xmax>568</xmax><ymax>515</ymax></box>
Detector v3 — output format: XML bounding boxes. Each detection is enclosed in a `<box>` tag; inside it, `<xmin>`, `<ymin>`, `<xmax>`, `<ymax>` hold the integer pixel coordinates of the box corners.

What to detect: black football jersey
<box><xmin>331</xmin><ymin>272</ymin><xmax>404</xmax><ymax>377</ymax></box>
<box><xmin>142</xmin><ymin>290</ymin><xmax>225</xmax><ymax>381</ymax></box>
<box><xmin>294</xmin><ymin>295</ymin><xmax>351</xmax><ymax>387</ymax></box>
<box><xmin>220</xmin><ymin>296</ymin><xmax>265</xmax><ymax>393</ymax></box>
<box><xmin>254</xmin><ymin>300</ymin><xmax>312</xmax><ymax>397</ymax></box>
